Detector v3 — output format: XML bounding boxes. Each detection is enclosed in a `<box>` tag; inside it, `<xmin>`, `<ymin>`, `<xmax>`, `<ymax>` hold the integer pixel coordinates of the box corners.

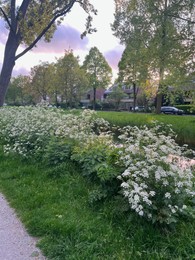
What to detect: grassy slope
<box><xmin>0</xmin><ymin>149</ymin><xmax>194</xmax><ymax>259</ymax></box>
<box><xmin>97</xmin><ymin>111</ymin><xmax>195</xmax><ymax>148</ymax></box>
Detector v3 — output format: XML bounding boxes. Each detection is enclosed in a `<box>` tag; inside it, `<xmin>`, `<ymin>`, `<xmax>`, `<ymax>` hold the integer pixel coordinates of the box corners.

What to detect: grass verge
<box><xmin>0</xmin><ymin>148</ymin><xmax>195</xmax><ymax>259</ymax></box>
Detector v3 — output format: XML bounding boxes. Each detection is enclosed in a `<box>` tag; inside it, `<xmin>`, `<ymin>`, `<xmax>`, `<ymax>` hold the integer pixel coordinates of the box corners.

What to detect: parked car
<box><xmin>134</xmin><ymin>106</ymin><xmax>145</xmax><ymax>112</ymax></box>
<box><xmin>134</xmin><ymin>106</ymin><xmax>152</xmax><ymax>113</ymax></box>
<box><xmin>161</xmin><ymin>106</ymin><xmax>184</xmax><ymax>115</ymax></box>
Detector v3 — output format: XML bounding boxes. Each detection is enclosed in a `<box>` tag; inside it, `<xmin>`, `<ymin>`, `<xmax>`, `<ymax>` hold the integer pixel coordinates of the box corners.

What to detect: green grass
<box><xmin>97</xmin><ymin>111</ymin><xmax>195</xmax><ymax>148</ymax></box>
<box><xmin>0</xmin><ymin>148</ymin><xmax>195</xmax><ymax>259</ymax></box>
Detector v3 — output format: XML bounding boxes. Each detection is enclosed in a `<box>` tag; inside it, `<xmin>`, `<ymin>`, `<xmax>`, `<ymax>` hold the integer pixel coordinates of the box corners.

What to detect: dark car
<box><xmin>161</xmin><ymin>106</ymin><xmax>184</xmax><ymax>115</ymax></box>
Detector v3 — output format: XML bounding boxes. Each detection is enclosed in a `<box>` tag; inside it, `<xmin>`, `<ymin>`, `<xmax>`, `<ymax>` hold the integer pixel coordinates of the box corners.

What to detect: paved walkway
<box><xmin>0</xmin><ymin>193</ymin><xmax>46</xmax><ymax>260</ymax></box>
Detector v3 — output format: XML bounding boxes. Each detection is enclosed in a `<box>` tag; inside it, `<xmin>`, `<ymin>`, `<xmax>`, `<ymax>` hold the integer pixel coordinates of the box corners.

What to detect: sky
<box><xmin>0</xmin><ymin>0</ymin><xmax>125</xmax><ymax>82</ymax></box>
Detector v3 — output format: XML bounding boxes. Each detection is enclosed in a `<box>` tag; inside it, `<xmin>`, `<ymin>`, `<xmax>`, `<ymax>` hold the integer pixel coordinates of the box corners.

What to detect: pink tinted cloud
<box><xmin>0</xmin><ymin>19</ymin><xmax>88</xmax><ymax>53</ymax></box>
<box><xmin>33</xmin><ymin>25</ymin><xmax>89</xmax><ymax>53</ymax></box>
<box><xmin>104</xmin><ymin>47</ymin><xmax>124</xmax><ymax>70</ymax></box>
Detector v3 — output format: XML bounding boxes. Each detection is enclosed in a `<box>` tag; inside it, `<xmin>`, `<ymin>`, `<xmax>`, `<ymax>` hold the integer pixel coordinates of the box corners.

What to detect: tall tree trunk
<box><xmin>93</xmin><ymin>87</ymin><xmax>96</xmax><ymax>110</ymax></box>
<box><xmin>133</xmin><ymin>82</ymin><xmax>136</xmax><ymax>112</ymax></box>
<box><xmin>0</xmin><ymin>33</ymin><xmax>19</xmax><ymax>106</ymax></box>
<box><xmin>155</xmin><ymin>0</ymin><xmax>168</xmax><ymax>114</ymax></box>
<box><xmin>70</xmin><ymin>85</ymin><xmax>73</xmax><ymax>108</ymax></box>
<box><xmin>156</xmin><ymin>66</ymin><xmax>165</xmax><ymax>113</ymax></box>
<box><xmin>156</xmin><ymin>91</ymin><xmax>163</xmax><ymax>114</ymax></box>
<box><xmin>54</xmin><ymin>91</ymin><xmax>58</xmax><ymax>107</ymax></box>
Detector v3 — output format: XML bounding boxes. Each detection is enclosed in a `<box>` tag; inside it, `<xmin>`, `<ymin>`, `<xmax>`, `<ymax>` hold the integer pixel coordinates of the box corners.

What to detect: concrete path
<box><xmin>0</xmin><ymin>193</ymin><xmax>46</xmax><ymax>260</ymax></box>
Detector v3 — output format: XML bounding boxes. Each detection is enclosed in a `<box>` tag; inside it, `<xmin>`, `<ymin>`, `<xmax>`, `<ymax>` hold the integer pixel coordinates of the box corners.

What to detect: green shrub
<box><xmin>175</xmin><ymin>105</ymin><xmax>195</xmax><ymax>114</ymax></box>
<box><xmin>71</xmin><ymin>142</ymin><xmax>107</xmax><ymax>178</ymax></box>
<box><xmin>43</xmin><ymin>138</ymin><xmax>74</xmax><ymax>167</ymax></box>
<box><xmin>101</xmin><ymin>102</ymin><xmax>116</xmax><ymax>111</ymax></box>
<box><xmin>71</xmin><ymin>139</ymin><xmax>123</xmax><ymax>203</ymax></box>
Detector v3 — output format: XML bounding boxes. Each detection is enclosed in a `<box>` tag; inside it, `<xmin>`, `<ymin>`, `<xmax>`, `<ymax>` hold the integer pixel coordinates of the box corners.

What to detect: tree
<box><xmin>138</xmin><ymin>79</ymin><xmax>158</xmax><ymax>108</ymax></box>
<box><xmin>5</xmin><ymin>75</ymin><xmax>32</xmax><ymax>105</ymax></box>
<box><xmin>112</xmin><ymin>0</ymin><xmax>195</xmax><ymax>113</ymax></box>
<box><xmin>55</xmin><ymin>50</ymin><xmax>89</xmax><ymax>108</ymax></box>
<box><xmin>107</xmin><ymin>84</ymin><xmax>128</xmax><ymax>110</ymax></box>
<box><xmin>40</xmin><ymin>62</ymin><xmax>60</xmax><ymax>106</ymax></box>
<box><xmin>30</xmin><ymin>62</ymin><xmax>54</xmax><ymax>102</ymax></box>
<box><xmin>6</xmin><ymin>77</ymin><xmax>23</xmax><ymax>105</ymax></box>
<box><xmin>0</xmin><ymin>0</ymin><xmax>97</xmax><ymax>106</ymax></box>
<box><xmin>82</xmin><ymin>47</ymin><xmax>112</xmax><ymax>110</ymax></box>
<box><xmin>117</xmin><ymin>41</ymin><xmax>149</xmax><ymax>111</ymax></box>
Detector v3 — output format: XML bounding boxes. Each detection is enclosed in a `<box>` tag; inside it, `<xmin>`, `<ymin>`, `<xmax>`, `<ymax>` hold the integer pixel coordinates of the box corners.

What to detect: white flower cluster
<box><xmin>0</xmin><ymin>106</ymin><xmax>63</xmax><ymax>156</ymax></box>
<box><xmin>0</xmin><ymin>107</ymin><xmax>111</xmax><ymax>157</ymax></box>
<box><xmin>117</xmin><ymin>124</ymin><xmax>195</xmax><ymax>224</ymax></box>
<box><xmin>55</xmin><ymin>109</ymin><xmax>112</xmax><ymax>147</ymax></box>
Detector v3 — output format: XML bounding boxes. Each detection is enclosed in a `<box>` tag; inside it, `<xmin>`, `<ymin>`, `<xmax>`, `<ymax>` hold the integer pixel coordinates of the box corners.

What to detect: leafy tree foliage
<box><xmin>82</xmin><ymin>47</ymin><xmax>112</xmax><ymax>109</ymax></box>
<box><xmin>5</xmin><ymin>75</ymin><xmax>32</xmax><ymax>105</ymax></box>
<box><xmin>112</xmin><ymin>0</ymin><xmax>195</xmax><ymax>113</ymax></box>
<box><xmin>30</xmin><ymin>62</ymin><xmax>54</xmax><ymax>102</ymax></box>
<box><xmin>107</xmin><ymin>85</ymin><xmax>128</xmax><ymax>110</ymax></box>
<box><xmin>0</xmin><ymin>0</ymin><xmax>96</xmax><ymax>106</ymax></box>
<box><xmin>118</xmin><ymin>42</ymin><xmax>149</xmax><ymax>111</ymax></box>
<box><xmin>7</xmin><ymin>51</ymin><xmax>89</xmax><ymax>107</ymax></box>
<box><xmin>55</xmin><ymin>50</ymin><xmax>89</xmax><ymax>108</ymax></box>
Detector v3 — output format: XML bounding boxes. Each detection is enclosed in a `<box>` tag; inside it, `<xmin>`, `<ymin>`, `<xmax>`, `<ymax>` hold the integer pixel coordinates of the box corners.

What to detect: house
<box><xmin>80</xmin><ymin>88</ymin><xmax>105</xmax><ymax>108</ymax></box>
<box><xmin>80</xmin><ymin>83</ymin><xmax>147</xmax><ymax>110</ymax></box>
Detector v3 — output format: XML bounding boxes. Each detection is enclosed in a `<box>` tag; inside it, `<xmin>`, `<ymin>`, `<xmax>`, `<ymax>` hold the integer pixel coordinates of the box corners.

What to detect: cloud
<box><xmin>33</xmin><ymin>24</ymin><xmax>89</xmax><ymax>54</ymax></box>
<box><xmin>104</xmin><ymin>47</ymin><xmax>124</xmax><ymax>70</ymax></box>
<box><xmin>12</xmin><ymin>67</ymin><xmax>29</xmax><ymax>77</ymax></box>
<box><xmin>0</xmin><ymin>19</ymin><xmax>88</xmax><ymax>53</ymax></box>
<box><xmin>0</xmin><ymin>19</ymin><xmax>8</xmax><ymax>44</ymax></box>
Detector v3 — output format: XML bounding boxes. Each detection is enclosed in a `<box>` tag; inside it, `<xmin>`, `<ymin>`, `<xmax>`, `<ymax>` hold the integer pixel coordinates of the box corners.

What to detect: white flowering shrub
<box><xmin>0</xmin><ymin>107</ymin><xmax>109</xmax><ymax>158</ymax></box>
<box><xmin>0</xmin><ymin>107</ymin><xmax>64</xmax><ymax>157</ymax></box>
<box><xmin>117</xmin><ymin>123</ymin><xmax>195</xmax><ymax>224</ymax></box>
<box><xmin>55</xmin><ymin>109</ymin><xmax>110</xmax><ymax>143</ymax></box>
